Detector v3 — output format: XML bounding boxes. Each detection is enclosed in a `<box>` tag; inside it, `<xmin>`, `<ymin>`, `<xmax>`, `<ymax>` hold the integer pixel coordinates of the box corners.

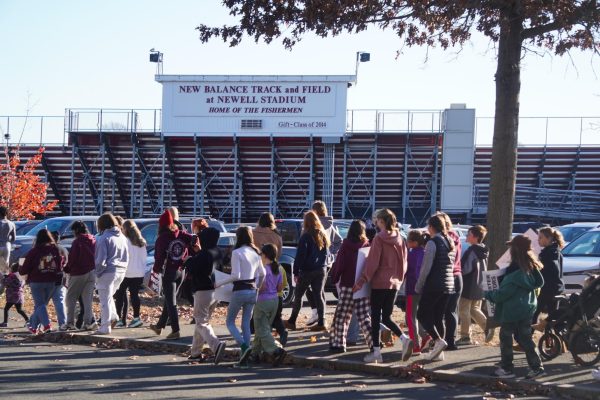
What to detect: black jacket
<box><xmin>461</xmin><ymin>243</ymin><xmax>489</xmax><ymax>300</ymax></box>
<box><xmin>539</xmin><ymin>243</ymin><xmax>564</xmax><ymax>295</ymax></box>
<box><xmin>185</xmin><ymin>228</ymin><xmax>223</xmax><ymax>292</ymax></box>
<box><xmin>293</xmin><ymin>233</ymin><xmax>328</xmax><ymax>275</ymax></box>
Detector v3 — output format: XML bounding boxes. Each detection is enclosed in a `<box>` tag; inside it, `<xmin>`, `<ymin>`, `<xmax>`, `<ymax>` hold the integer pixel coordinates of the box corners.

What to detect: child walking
<box><xmin>404</xmin><ymin>230</ymin><xmax>429</xmax><ymax>355</ymax></box>
<box><xmin>484</xmin><ymin>235</ymin><xmax>545</xmax><ymax>379</ymax></box>
<box><xmin>248</xmin><ymin>244</ymin><xmax>287</xmax><ymax>366</ymax></box>
<box><xmin>1</xmin><ymin>263</ymin><xmax>29</xmax><ymax>327</ymax></box>
<box><xmin>457</xmin><ymin>225</ymin><xmax>493</xmax><ymax>345</ymax></box>
<box><xmin>329</xmin><ymin>220</ymin><xmax>372</xmax><ymax>353</ymax></box>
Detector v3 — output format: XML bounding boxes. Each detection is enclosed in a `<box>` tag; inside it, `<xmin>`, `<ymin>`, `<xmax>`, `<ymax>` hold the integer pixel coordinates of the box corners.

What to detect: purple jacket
<box><xmin>3</xmin><ymin>273</ymin><xmax>24</xmax><ymax>304</ymax></box>
<box><xmin>405</xmin><ymin>247</ymin><xmax>425</xmax><ymax>296</ymax></box>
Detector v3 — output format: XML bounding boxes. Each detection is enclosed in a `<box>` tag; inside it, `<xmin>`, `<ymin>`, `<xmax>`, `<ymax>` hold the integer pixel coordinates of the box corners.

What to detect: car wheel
<box><xmin>281</xmin><ymin>264</ymin><xmax>295</xmax><ymax>307</ymax></box>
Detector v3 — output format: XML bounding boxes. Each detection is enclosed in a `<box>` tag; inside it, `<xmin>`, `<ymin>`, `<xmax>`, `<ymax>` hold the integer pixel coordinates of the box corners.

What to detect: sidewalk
<box><xmin>3</xmin><ymin>316</ymin><xmax>599</xmax><ymax>400</ymax></box>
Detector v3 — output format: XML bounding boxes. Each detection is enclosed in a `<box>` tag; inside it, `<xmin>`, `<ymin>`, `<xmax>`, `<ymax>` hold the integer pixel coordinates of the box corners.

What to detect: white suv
<box><xmin>562</xmin><ymin>227</ymin><xmax>600</xmax><ymax>293</ymax></box>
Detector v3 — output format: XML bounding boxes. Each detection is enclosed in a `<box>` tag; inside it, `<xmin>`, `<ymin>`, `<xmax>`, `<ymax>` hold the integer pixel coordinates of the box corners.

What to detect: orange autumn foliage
<box><xmin>0</xmin><ymin>146</ymin><xmax>58</xmax><ymax>219</ymax></box>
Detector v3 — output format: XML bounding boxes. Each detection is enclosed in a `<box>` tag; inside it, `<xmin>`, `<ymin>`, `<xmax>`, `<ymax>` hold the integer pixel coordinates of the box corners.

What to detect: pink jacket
<box><xmin>356</xmin><ymin>230</ymin><xmax>407</xmax><ymax>290</ymax></box>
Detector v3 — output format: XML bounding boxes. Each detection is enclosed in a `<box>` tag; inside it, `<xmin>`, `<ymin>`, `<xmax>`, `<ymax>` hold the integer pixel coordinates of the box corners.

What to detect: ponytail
<box><xmin>539</xmin><ymin>227</ymin><xmax>566</xmax><ymax>249</ymax></box>
<box><xmin>261</xmin><ymin>243</ymin><xmax>280</xmax><ymax>275</ymax></box>
<box><xmin>428</xmin><ymin>214</ymin><xmax>454</xmax><ymax>251</ymax></box>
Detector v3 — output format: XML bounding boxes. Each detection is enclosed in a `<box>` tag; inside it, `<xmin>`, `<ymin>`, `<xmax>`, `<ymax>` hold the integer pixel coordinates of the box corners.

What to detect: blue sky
<box><xmin>1</xmin><ymin>1</ymin><xmax>599</xmax><ymax>144</ymax></box>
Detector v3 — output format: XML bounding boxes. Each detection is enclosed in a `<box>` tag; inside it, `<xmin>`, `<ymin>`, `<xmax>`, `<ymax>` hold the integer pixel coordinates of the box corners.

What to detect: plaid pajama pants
<box><xmin>330</xmin><ymin>286</ymin><xmax>373</xmax><ymax>349</ymax></box>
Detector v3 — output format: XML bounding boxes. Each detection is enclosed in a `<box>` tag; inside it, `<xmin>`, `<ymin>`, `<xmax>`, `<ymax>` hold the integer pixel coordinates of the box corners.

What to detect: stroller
<box><xmin>538</xmin><ymin>273</ymin><xmax>600</xmax><ymax>366</ymax></box>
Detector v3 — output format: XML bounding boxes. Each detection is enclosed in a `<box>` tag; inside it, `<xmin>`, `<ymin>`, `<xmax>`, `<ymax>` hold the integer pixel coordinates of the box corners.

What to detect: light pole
<box><xmin>149</xmin><ymin>48</ymin><xmax>164</xmax><ymax>75</ymax></box>
<box><xmin>354</xmin><ymin>51</ymin><xmax>371</xmax><ymax>86</ymax></box>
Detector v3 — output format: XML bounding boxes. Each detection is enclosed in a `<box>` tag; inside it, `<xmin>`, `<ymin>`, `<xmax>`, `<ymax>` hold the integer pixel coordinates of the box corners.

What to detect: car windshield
<box><xmin>26</xmin><ymin>220</ymin><xmax>68</xmax><ymax>237</ymax></box>
<box><xmin>558</xmin><ymin>226</ymin><xmax>593</xmax><ymax>243</ymax></box>
<box><xmin>562</xmin><ymin>230</ymin><xmax>600</xmax><ymax>257</ymax></box>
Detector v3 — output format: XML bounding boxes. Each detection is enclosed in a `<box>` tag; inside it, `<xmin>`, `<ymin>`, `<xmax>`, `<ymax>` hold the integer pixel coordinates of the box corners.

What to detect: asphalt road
<box><xmin>0</xmin><ymin>337</ymin><xmax>553</xmax><ymax>400</ymax></box>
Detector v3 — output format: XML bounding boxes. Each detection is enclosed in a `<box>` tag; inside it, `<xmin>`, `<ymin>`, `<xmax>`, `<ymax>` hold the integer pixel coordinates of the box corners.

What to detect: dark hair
<box><xmin>35</xmin><ymin>229</ymin><xmax>55</xmax><ymax>247</ymax></box>
<box><xmin>347</xmin><ymin>220</ymin><xmax>367</xmax><ymax>243</ymax></box>
<box><xmin>428</xmin><ymin>214</ymin><xmax>455</xmax><ymax>251</ymax></box>
<box><xmin>407</xmin><ymin>230</ymin><xmax>430</xmax><ymax>246</ymax></box>
<box><xmin>261</xmin><ymin>243</ymin><xmax>280</xmax><ymax>275</ymax></box>
<box><xmin>0</xmin><ymin>206</ymin><xmax>7</xmax><ymax>218</ymax></box>
<box><xmin>468</xmin><ymin>225</ymin><xmax>488</xmax><ymax>243</ymax></box>
<box><xmin>10</xmin><ymin>262</ymin><xmax>19</xmax><ymax>273</ymax></box>
<box><xmin>97</xmin><ymin>213</ymin><xmax>118</xmax><ymax>232</ymax></box>
<box><xmin>71</xmin><ymin>221</ymin><xmax>89</xmax><ymax>235</ymax></box>
<box><xmin>51</xmin><ymin>231</ymin><xmax>60</xmax><ymax>242</ymax></box>
<box><xmin>234</xmin><ymin>226</ymin><xmax>260</xmax><ymax>254</ymax></box>
<box><xmin>257</xmin><ymin>212</ymin><xmax>277</xmax><ymax>230</ymax></box>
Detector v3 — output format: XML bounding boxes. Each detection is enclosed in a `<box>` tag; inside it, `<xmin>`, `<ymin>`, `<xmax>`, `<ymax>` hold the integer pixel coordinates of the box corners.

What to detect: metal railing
<box><xmin>66</xmin><ymin>109</ymin><xmax>161</xmax><ymax>134</ymax></box>
<box><xmin>473</xmin><ymin>184</ymin><xmax>600</xmax><ymax>219</ymax></box>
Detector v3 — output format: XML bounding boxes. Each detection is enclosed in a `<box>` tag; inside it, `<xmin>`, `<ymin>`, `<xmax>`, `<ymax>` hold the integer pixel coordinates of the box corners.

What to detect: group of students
<box><xmin>1</xmin><ymin>211</ymin><xmax>149</xmax><ymax>336</ymax></box>
<box><xmin>327</xmin><ymin>209</ymin><xmax>564</xmax><ymax>380</ymax></box>
<box><xmin>1</xmin><ymin>202</ymin><xmax>566</xmax><ymax>377</ymax></box>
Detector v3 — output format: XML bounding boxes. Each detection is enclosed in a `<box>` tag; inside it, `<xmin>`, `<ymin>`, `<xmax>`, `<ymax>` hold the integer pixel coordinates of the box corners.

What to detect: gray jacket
<box><xmin>95</xmin><ymin>227</ymin><xmax>129</xmax><ymax>276</ymax></box>
<box><xmin>319</xmin><ymin>216</ymin><xmax>343</xmax><ymax>256</ymax></box>
<box><xmin>0</xmin><ymin>219</ymin><xmax>16</xmax><ymax>247</ymax></box>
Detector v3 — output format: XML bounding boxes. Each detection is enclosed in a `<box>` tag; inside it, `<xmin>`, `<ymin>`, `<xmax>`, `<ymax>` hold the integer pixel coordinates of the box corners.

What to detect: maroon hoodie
<box><xmin>330</xmin><ymin>238</ymin><xmax>370</xmax><ymax>288</ymax></box>
<box><xmin>449</xmin><ymin>230</ymin><xmax>462</xmax><ymax>275</ymax></box>
<box><xmin>64</xmin><ymin>233</ymin><xmax>96</xmax><ymax>276</ymax></box>
<box><xmin>153</xmin><ymin>229</ymin><xmax>198</xmax><ymax>274</ymax></box>
<box><xmin>19</xmin><ymin>244</ymin><xmax>64</xmax><ymax>283</ymax></box>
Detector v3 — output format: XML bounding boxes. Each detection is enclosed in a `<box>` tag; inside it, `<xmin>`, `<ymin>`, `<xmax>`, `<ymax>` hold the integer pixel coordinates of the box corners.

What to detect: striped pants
<box><xmin>330</xmin><ymin>286</ymin><xmax>373</xmax><ymax>349</ymax></box>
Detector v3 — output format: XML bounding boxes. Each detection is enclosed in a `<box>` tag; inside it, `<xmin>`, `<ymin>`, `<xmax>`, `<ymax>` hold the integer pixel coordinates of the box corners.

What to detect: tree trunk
<box><xmin>486</xmin><ymin>8</ymin><xmax>523</xmax><ymax>268</ymax></box>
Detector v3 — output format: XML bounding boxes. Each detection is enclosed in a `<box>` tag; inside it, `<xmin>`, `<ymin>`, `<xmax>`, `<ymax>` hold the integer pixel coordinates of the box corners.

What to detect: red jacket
<box><xmin>64</xmin><ymin>234</ymin><xmax>96</xmax><ymax>276</ymax></box>
<box><xmin>19</xmin><ymin>244</ymin><xmax>64</xmax><ymax>283</ymax></box>
<box><xmin>330</xmin><ymin>239</ymin><xmax>369</xmax><ymax>288</ymax></box>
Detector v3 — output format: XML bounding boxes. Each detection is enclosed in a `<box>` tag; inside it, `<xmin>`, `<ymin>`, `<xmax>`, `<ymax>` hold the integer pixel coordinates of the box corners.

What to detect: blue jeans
<box><xmin>226</xmin><ymin>289</ymin><xmax>257</xmax><ymax>347</ymax></box>
<box><xmin>29</xmin><ymin>282</ymin><xmax>57</xmax><ymax>328</ymax></box>
<box><xmin>52</xmin><ymin>285</ymin><xmax>66</xmax><ymax>326</ymax></box>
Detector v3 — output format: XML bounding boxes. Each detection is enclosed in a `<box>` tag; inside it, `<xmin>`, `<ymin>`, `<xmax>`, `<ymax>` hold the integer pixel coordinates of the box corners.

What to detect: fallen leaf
<box><xmin>310</xmin><ymin>336</ymin><xmax>317</xmax><ymax>343</ymax></box>
<box><xmin>128</xmin><ymin>356</ymin><xmax>139</xmax><ymax>360</ymax></box>
<box><xmin>97</xmin><ymin>383</ymin><xmax>105</xmax><ymax>387</ymax></box>
<box><xmin>226</xmin><ymin>378</ymin><xmax>237</xmax><ymax>383</ymax></box>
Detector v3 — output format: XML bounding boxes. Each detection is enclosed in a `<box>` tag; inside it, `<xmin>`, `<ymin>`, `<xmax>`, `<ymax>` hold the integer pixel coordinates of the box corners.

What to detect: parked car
<box><xmin>275</xmin><ymin>218</ymin><xmax>348</xmax><ymax>300</ymax></box>
<box><xmin>561</xmin><ymin>227</ymin><xmax>600</xmax><ymax>293</ymax></box>
<box><xmin>134</xmin><ymin>217</ymin><xmax>227</xmax><ymax>251</ymax></box>
<box><xmin>512</xmin><ymin>222</ymin><xmax>549</xmax><ymax>234</ymax></box>
<box><xmin>556</xmin><ymin>222</ymin><xmax>600</xmax><ymax>246</ymax></box>
<box><xmin>224</xmin><ymin>222</ymin><xmax>256</xmax><ymax>233</ymax></box>
<box><xmin>14</xmin><ymin>220</ymin><xmax>42</xmax><ymax>236</ymax></box>
<box><xmin>10</xmin><ymin>216</ymin><xmax>99</xmax><ymax>264</ymax></box>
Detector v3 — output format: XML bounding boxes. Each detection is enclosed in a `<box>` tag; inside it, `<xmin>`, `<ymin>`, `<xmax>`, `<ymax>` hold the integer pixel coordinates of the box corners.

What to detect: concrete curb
<box><xmin>44</xmin><ymin>332</ymin><xmax>600</xmax><ymax>400</ymax></box>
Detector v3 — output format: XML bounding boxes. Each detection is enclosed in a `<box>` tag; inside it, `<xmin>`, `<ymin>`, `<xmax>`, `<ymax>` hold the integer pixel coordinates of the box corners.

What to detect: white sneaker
<box><xmin>363</xmin><ymin>347</ymin><xmax>383</xmax><ymax>363</ymax></box>
<box><xmin>400</xmin><ymin>334</ymin><xmax>413</xmax><ymax>361</ymax></box>
<box><xmin>493</xmin><ymin>367</ymin><xmax>516</xmax><ymax>378</ymax></box>
<box><xmin>306</xmin><ymin>309</ymin><xmax>318</xmax><ymax>326</ymax></box>
<box><xmin>429</xmin><ymin>338</ymin><xmax>447</xmax><ymax>360</ymax></box>
<box><xmin>424</xmin><ymin>350</ymin><xmax>444</xmax><ymax>361</ymax></box>
<box><xmin>84</xmin><ymin>322</ymin><xmax>98</xmax><ymax>331</ymax></box>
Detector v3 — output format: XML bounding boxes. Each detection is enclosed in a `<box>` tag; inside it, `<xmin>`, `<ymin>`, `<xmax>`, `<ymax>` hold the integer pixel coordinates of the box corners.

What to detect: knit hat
<box><xmin>192</xmin><ymin>218</ymin><xmax>209</xmax><ymax>233</ymax></box>
<box><xmin>506</xmin><ymin>234</ymin><xmax>532</xmax><ymax>253</ymax></box>
<box><xmin>159</xmin><ymin>210</ymin><xmax>174</xmax><ymax>229</ymax></box>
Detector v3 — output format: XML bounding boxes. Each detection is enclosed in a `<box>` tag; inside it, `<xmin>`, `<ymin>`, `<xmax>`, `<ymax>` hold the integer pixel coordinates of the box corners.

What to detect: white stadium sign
<box><xmin>156</xmin><ymin>75</ymin><xmax>352</xmax><ymax>137</ymax></box>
